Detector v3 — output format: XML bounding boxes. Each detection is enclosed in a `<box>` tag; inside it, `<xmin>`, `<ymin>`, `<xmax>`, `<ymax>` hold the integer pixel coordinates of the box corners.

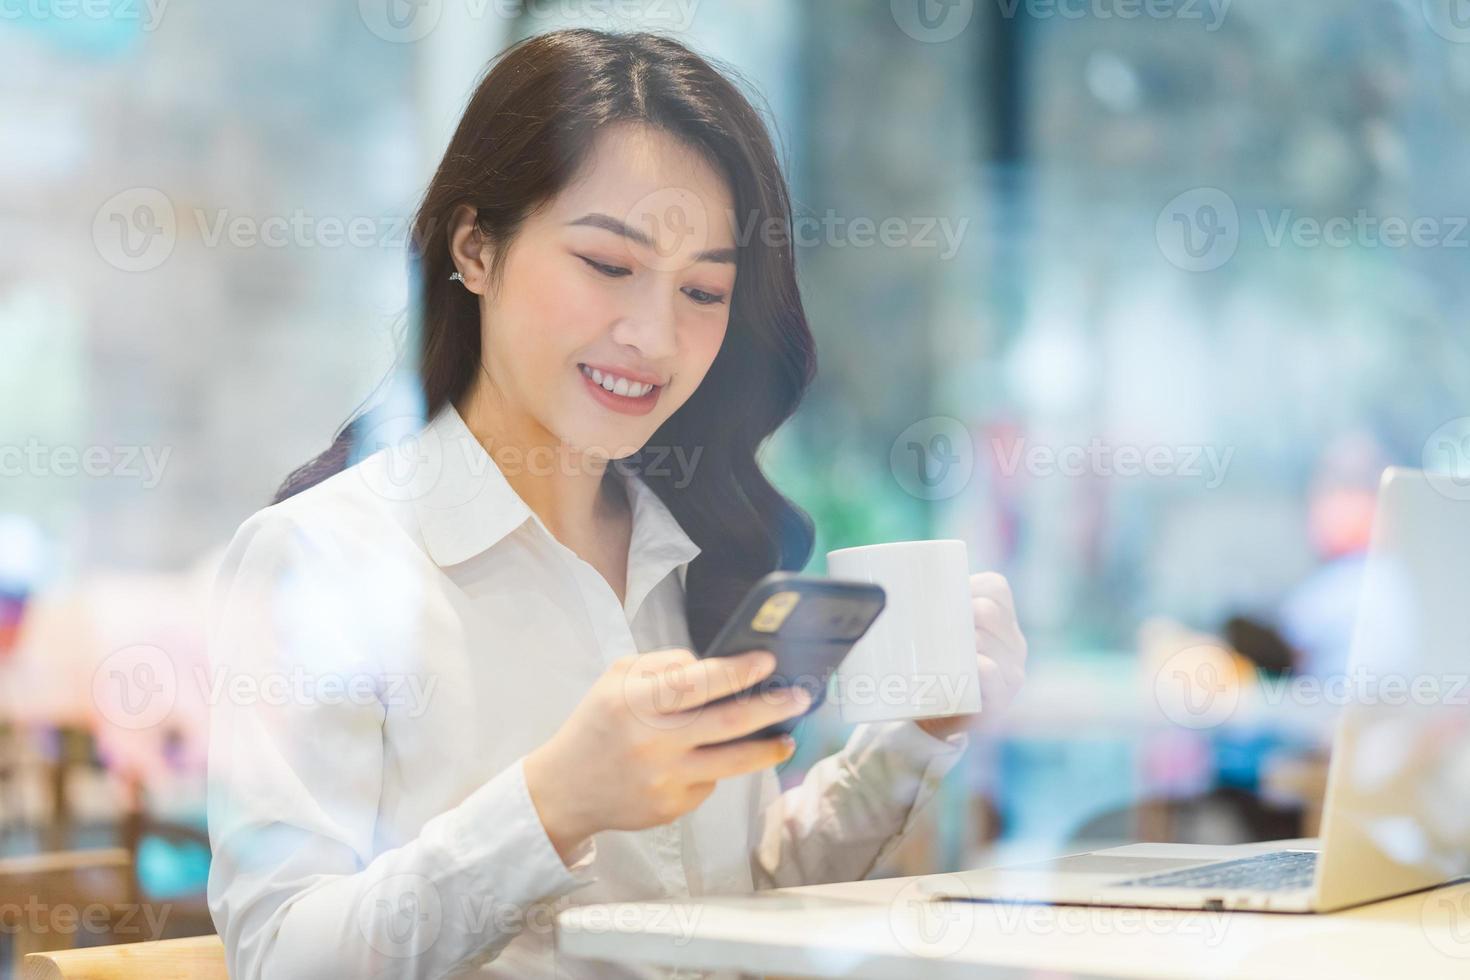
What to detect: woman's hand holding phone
<box><xmin>523</xmin><ymin>647</ymin><xmax>810</xmax><ymax>865</ymax></box>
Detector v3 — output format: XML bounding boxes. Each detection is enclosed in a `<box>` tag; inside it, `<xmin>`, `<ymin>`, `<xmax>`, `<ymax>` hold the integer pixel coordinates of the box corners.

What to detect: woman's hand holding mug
<box><xmin>827</xmin><ymin>540</ymin><xmax>1028</xmax><ymax>740</ymax></box>
<box><xmin>916</xmin><ymin>571</ymin><xmax>1028</xmax><ymax>739</ymax></box>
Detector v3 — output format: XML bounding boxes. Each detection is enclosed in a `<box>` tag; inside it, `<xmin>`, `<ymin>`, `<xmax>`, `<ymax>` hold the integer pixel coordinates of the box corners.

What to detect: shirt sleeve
<box><xmin>206</xmin><ymin>513</ymin><xmax>597</xmax><ymax>980</ymax></box>
<box><xmin>750</xmin><ymin>719</ymin><xmax>968</xmax><ymax>889</ymax></box>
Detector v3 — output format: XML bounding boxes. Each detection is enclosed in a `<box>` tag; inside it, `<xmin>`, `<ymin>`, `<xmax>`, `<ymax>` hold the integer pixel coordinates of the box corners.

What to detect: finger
<box><xmin>622</xmin><ymin>648</ymin><xmax>703</xmax><ymax>716</ymax></box>
<box><xmin>974</xmin><ymin>597</ymin><xmax>1027</xmax><ymax>660</ymax></box>
<box><xmin>629</xmin><ymin>647</ymin><xmax>699</xmax><ymax>675</ymax></box>
<box><xmin>976</xmin><ymin>656</ymin><xmax>1017</xmax><ymax>719</ymax></box>
<box><xmin>974</xmin><ymin>659</ymin><xmax>1006</xmax><ymax>729</ymax></box>
<box><xmin>677</xmin><ymin>683</ymin><xmax>813</xmax><ymax>746</ymax></box>
<box><xmin>683</xmin><ymin>651</ymin><xmax>782</xmax><ymax>707</ymax></box>
<box><xmin>977</xmin><ymin>653</ymin><xmax>1024</xmax><ymax>707</ymax></box>
<box><xmin>975</xmin><ymin>624</ymin><xmax>1027</xmax><ymax>676</ymax></box>
<box><xmin>682</xmin><ymin>733</ymin><xmax>796</xmax><ymax>781</ymax></box>
<box><xmin>969</xmin><ymin>572</ymin><xmax>1015</xmax><ymax>610</ymax></box>
<box><xmin>682</xmin><ymin>781</ymin><xmax>718</xmax><ymax>812</ymax></box>
<box><xmin>629</xmin><ymin>650</ymin><xmax>777</xmax><ymax>716</ymax></box>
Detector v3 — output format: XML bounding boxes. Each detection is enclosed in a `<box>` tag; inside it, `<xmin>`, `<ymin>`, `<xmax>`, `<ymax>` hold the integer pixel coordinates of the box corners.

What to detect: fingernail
<box><xmin>752</xmin><ymin>651</ymin><xmax>776</xmax><ymax>674</ymax></box>
<box><xmin>780</xmin><ymin>735</ymin><xmax>796</xmax><ymax>755</ymax></box>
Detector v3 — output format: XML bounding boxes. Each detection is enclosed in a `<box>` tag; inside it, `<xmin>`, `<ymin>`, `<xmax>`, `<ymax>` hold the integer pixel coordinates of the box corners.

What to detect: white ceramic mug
<box><xmin>826</xmin><ymin>539</ymin><xmax>982</xmax><ymax>723</ymax></box>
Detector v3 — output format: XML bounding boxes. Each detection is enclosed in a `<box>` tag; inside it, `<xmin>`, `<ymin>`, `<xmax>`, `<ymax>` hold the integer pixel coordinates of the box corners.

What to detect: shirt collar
<box><xmin>411</xmin><ymin>403</ymin><xmax>701</xmax><ymax>604</ymax></box>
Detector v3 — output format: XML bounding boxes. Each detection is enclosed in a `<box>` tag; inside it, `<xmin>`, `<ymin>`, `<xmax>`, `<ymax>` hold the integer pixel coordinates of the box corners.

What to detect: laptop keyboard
<box><xmin>1112</xmin><ymin>850</ymin><xmax>1317</xmax><ymax>892</ymax></box>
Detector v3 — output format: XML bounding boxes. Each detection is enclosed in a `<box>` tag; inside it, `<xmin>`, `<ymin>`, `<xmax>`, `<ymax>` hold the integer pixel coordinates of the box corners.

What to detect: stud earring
<box><xmin>449</xmin><ymin>271</ymin><xmax>465</xmax><ymax>282</ymax></box>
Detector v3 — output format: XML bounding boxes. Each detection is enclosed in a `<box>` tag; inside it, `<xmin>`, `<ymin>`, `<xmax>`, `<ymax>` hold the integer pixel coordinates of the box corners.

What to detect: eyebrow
<box><xmin>566</xmin><ymin>212</ymin><xmax>738</xmax><ymax>264</ymax></box>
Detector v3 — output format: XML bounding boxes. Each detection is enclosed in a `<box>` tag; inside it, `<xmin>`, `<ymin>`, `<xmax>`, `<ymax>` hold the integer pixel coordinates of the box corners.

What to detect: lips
<box><xmin>577</xmin><ymin>363</ymin><xmax>662</xmax><ymax>416</ymax></box>
<box><xmin>579</xmin><ymin>363</ymin><xmax>660</xmax><ymax>397</ymax></box>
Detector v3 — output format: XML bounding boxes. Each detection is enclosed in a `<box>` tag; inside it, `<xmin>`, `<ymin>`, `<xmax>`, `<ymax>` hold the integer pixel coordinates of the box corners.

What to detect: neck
<box><xmin>455</xmin><ymin>378</ymin><xmax>625</xmax><ymax>546</ymax></box>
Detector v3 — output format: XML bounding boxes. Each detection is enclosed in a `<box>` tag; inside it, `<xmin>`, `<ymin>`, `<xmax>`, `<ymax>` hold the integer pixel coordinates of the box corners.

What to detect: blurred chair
<box><xmin>20</xmin><ymin>935</ymin><xmax>225</xmax><ymax>980</ymax></box>
<box><xmin>44</xmin><ymin>727</ymin><xmax>96</xmax><ymax>852</ymax></box>
<box><xmin>32</xmin><ymin>726</ymin><xmax>213</xmax><ymax>939</ymax></box>
<box><xmin>1069</xmin><ymin>786</ymin><xmax>1303</xmax><ymax>849</ymax></box>
<box><xmin>1</xmin><ymin>777</ymin><xmax>214</xmax><ymax>975</ymax></box>
<box><xmin>0</xmin><ymin>849</ymin><xmax>131</xmax><ymax>973</ymax></box>
<box><xmin>0</xmin><ymin>721</ymin><xmax>21</xmax><ymax>842</ymax></box>
<box><xmin>116</xmin><ymin>805</ymin><xmax>213</xmax><ymax>939</ymax></box>
<box><xmin>1261</xmin><ymin>750</ymin><xmax>1331</xmax><ymax>837</ymax></box>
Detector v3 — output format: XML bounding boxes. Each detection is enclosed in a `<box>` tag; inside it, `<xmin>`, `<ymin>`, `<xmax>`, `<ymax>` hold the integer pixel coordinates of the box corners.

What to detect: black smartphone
<box><xmin>696</xmin><ymin>572</ymin><xmax>886</xmax><ymax>744</ymax></box>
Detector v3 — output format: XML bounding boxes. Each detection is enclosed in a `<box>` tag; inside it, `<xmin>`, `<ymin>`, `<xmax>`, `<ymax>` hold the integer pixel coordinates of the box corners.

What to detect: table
<box><xmin>556</xmin><ymin>872</ymin><xmax>1470</xmax><ymax>979</ymax></box>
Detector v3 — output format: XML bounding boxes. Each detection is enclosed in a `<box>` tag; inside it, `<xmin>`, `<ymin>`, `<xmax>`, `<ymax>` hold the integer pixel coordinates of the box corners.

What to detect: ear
<box><xmin>447</xmin><ymin>204</ymin><xmax>494</xmax><ymax>295</ymax></box>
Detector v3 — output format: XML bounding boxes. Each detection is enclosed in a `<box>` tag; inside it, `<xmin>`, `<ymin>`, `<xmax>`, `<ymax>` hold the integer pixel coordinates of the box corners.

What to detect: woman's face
<box><xmin>452</xmin><ymin>121</ymin><xmax>738</xmax><ymax>461</ymax></box>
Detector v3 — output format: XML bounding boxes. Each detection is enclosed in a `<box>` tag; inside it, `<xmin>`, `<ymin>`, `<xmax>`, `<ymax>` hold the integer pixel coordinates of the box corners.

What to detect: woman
<box><xmin>206</xmin><ymin>28</ymin><xmax>1027</xmax><ymax>980</ymax></box>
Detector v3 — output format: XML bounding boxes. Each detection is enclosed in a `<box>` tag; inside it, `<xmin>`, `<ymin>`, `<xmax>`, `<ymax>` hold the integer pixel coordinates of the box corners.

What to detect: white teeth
<box><xmin>581</xmin><ymin>365</ymin><xmax>654</xmax><ymax>398</ymax></box>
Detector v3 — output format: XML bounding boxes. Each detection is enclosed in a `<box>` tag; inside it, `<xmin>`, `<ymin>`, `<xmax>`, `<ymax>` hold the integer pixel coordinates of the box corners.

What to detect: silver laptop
<box><xmin>921</xmin><ymin>468</ymin><xmax>1470</xmax><ymax>913</ymax></box>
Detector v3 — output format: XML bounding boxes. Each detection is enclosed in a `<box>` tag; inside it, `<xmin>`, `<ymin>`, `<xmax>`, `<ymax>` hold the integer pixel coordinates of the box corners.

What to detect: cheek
<box><xmin>685</xmin><ymin>319</ymin><xmax>729</xmax><ymax>388</ymax></box>
<box><xmin>658</xmin><ymin>317</ymin><xmax>727</xmax><ymax>413</ymax></box>
<box><xmin>495</xmin><ymin>255</ymin><xmax>604</xmax><ymax>372</ymax></box>
<box><xmin>544</xmin><ymin>270</ymin><xmax>613</xmax><ymax>341</ymax></box>
<box><xmin>684</xmin><ymin>316</ymin><xmax>728</xmax><ymax>372</ymax></box>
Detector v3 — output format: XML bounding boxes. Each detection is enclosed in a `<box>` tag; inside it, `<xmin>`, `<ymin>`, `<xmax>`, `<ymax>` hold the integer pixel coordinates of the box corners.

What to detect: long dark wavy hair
<box><xmin>273</xmin><ymin>28</ymin><xmax>816</xmax><ymax>652</ymax></box>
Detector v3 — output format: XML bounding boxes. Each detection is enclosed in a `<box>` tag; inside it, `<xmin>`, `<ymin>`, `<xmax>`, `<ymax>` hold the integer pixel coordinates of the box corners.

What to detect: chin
<box><xmin>553</xmin><ymin>420</ymin><xmax>654</xmax><ymax>463</ymax></box>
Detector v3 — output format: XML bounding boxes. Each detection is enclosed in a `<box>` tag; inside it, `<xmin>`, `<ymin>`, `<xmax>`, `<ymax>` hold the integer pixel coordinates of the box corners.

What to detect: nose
<box><xmin>609</xmin><ymin>282</ymin><xmax>679</xmax><ymax>362</ymax></box>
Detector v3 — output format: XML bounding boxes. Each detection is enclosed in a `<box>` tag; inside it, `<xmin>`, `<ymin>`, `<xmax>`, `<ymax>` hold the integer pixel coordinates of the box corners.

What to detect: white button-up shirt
<box><xmin>206</xmin><ymin>403</ymin><xmax>967</xmax><ymax>979</ymax></box>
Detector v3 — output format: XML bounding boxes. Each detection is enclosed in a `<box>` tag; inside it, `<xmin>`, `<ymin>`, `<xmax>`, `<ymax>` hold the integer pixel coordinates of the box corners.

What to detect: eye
<box><xmin>683</xmin><ymin>286</ymin><xmax>727</xmax><ymax>306</ymax></box>
<box><xmin>579</xmin><ymin>255</ymin><xmax>631</xmax><ymax>278</ymax></box>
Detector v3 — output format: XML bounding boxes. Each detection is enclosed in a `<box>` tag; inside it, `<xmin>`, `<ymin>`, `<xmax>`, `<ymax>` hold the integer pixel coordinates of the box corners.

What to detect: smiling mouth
<box><xmin>578</xmin><ymin>363</ymin><xmax>661</xmax><ymax>399</ymax></box>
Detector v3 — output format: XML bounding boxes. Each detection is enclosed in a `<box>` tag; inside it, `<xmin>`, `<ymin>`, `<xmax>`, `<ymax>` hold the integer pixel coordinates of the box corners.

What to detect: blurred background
<box><xmin>5</xmin><ymin>0</ymin><xmax>1470</xmax><ymax>970</ymax></box>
